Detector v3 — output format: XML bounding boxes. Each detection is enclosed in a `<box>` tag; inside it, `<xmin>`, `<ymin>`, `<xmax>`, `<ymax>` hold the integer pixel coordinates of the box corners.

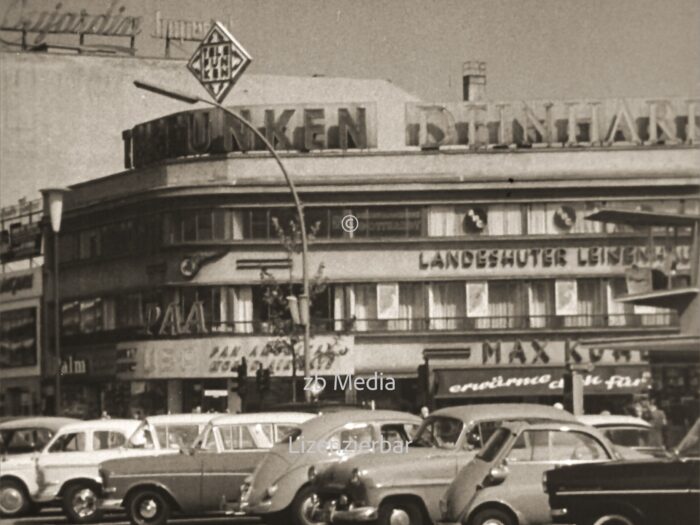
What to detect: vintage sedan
<box><xmin>312</xmin><ymin>403</ymin><xmax>576</xmax><ymax>525</ymax></box>
<box><xmin>240</xmin><ymin>409</ymin><xmax>421</xmax><ymax>525</ymax></box>
<box><xmin>0</xmin><ymin>418</ymin><xmax>140</xmax><ymax>521</ymax></box>
<box><xmin>544</xmin><ymin>418</ymin><xmax>700</xmax><ymax>525</ymax></box>
<box><xmin>438</xmin><ymin>421</ymin><xmax>618</xmax><ymax>525</ymax></box>
<box><xmin>0</xmin><ymin>417</ymin><xmax>77</xmax><ymax>456</ymax></box>
<box><xmin>578</xmin><ymin>414</ymin><xmax>669</xmax><ymax>459</ymax></box>
<box><xmin>99</xmin><ymin>412</ymin><xmax>314</xmax><ymax>525</ymax></box>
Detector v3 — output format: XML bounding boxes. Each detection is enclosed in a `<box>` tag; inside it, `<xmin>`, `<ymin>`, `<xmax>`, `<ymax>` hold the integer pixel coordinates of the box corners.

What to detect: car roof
<box><xmin>501</xmin><ymin>420</ymin><xmax>607</xmax><ymax>435</ymax></box>
<box><xmin>432</xmin><ymin>403</ymin><xmax>577</xmax><ymax>423</ymax></box>
<box><xmin>578</xmin><ymin>415</ymin><xmax>652</xmax><ymax>428</ymax></box>
<box><xmin>208</xmin><ymin>412</ymin><xmax>316</xmax><ymax>426</ymax></box>
<box><xmin>144</xmin><ymin>413</ymin><xmax>221</xmax><ymax>425</ymax></box>
<box><xmin>0</xmin><ymin>417</ymin><xmax>79</xmax><ymax>431</ymax></box>
<box><xmin>56</xmin><ymin>419</ymin><xmax>141</xmax><ymax>434</ymax></box>
<box><xmin>295</xmin><ymin>409</ymin><xmax>422</xmax><ymax>438</ymax></box>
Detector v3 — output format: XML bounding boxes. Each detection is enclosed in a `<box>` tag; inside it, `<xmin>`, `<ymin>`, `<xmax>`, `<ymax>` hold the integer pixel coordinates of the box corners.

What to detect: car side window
<box><xmin>506</xmin><ymin>430</ymin><xmax>549</xmax><ymax>462</ymax></box>
<box><xmin>380</xmin><ymin>423</ymin><xmax>411</xmax><ymax>446</ymax></box>
<box><xmin>218</xmin><ymin>425</ymin><xmax>257</xmax><ymax>450</ymax></box>
<box><xmin>325</xmin><ymin>423</ymin><xmax>373</xmax><ymax>454</ymax></box>
<box><xmin>49</xmin><ymin>432</ymin><xmax>86</xmax><ymax>453</ymax></box>
<box><xmin>200</xmin><ymin>427</ymin><xmax>218</xmax><ymax>452</ymax></box>
<box><xmin>551</xmin><ymin>431</ymin><xmax>609</xmax><ymax>462</ymax></box>
<box><xmin>275</xmin><ymin>424</ymin><xmax>297</xmax><ymax>442</ymax></box>
<box><xmin>93</xmin><ymin>431</ymin><xmax>126</xmax><ymax>451</ymax></box>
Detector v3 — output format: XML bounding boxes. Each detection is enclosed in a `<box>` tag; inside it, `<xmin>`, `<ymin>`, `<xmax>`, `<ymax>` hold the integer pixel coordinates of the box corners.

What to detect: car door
<box><xmin>40</xmin><ymin>429</ymin><xmax>130</xmax><ymax>492</ymax></box>
<box><xmin>37</xmin><ymin>430</ymin><xmax>89</xmax><ymax>495</ymax></box>
<box><xmin>199</xmin><ymin>423</ymin><xmax>269</xmax><ymax>511</ymax></box>
<box><xmin>500</xmin><ymin>429</ymin><xmax>610</xmax><ymax>525</ymax></box>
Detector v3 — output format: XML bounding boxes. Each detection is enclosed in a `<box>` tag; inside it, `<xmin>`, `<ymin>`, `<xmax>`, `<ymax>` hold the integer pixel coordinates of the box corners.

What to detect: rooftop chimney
<box><xmin>462</xmin><ymin>61</ymin><xmax>486</xmax><ymax>102</ymax></box>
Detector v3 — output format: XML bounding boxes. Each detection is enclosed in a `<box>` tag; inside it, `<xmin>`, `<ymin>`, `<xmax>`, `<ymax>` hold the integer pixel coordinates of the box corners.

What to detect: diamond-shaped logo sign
<box><xmin>187</xmin><ymin>21</ymin><xmax>252</xmax><ymax>104</ymax></box>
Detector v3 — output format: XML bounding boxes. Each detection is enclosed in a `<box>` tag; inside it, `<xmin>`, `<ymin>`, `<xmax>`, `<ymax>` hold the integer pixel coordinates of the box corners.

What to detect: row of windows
<box><xmin>59</xmin><ymin>199</ymin><xmax>698</xmax><ymax>262</ymax></box>
<box><xmin>60</xmin><ymin>277</ymin><xmax>674</xmax><ymax>338</ymax></box>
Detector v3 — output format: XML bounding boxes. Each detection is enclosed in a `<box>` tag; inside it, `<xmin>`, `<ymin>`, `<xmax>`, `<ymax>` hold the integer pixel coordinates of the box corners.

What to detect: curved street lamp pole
<box><xmin>133</xmin><ymin>81</ymin><xmax>312</xmax><ymax>401</ymax></box>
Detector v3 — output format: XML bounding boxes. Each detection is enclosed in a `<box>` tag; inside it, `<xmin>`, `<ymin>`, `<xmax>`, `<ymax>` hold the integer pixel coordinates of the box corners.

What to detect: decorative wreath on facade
<box><xmin>463</xmin><ymin>207</ymin><xmax>488</xmax><ymax>233</ymax></box>
<box><xmin>554</xmin><ymin>205</ymin><xmax>577</xmax><ymax>230</ymax></box>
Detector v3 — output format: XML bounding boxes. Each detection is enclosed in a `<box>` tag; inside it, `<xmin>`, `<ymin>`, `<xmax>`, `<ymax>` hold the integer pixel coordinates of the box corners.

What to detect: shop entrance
<box><xmin>183</xmin><ymin>379</ymin><xmax>228</xmax><ymax>413</ymax></box>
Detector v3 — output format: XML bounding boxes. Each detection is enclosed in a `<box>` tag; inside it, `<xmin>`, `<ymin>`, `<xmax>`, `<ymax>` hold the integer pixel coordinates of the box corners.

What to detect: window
<box><xmin>275</xmin><ymin>424</ymin><xmax>298</xmax><ymax>442</ymax></box>
<box><xmin>155</xmin><ymin>424</ymin><xmax>201</xmax><ymax>450</ymax></box>
<box><xmin>379</xmin><ymin>423</ymin><xmax>415</xmax><ymax>447</ymax></box>
<box><xmin>427</xmin><ymin>206</ymin><xmax>459</xmax><ymax>237</ymax></box>
<box><xmin>93</xmin><ymin>431</ymin><xmax>126</xmax><ymax>450</ymax></box>
<box><xmin>116</xmin><ymin>294</ymin><xmax>142</xmax><ymax>328</ymax></box>
<box><xmin>429</xmin><ymin>282</ymin><xmax>465</xmax><ymax>330</ymax></box>
<box><xmin>49</xmin><ymin>432</ymin><xmax>86</xmax><ymax>453</ymax></box>
<box><xmin>477</xmin><ymin>281</ymin><xmax>524</xmax><ymax>329</ymax></box>
<box><xmin>218</xmin><ymin>424</ymin><xmax>257</xmax><ymax>450</ymax></box>
<box><xmin>563</xmin><ymin>279</ymin><xmax>604</xmax><ymax>327</ymax></box>
<box><xmin>487</xmin><ymin>204</ymin><xmax>522</xmax><ymax>235</ymax></box>
<box><xmin>506</xmin><ymin>430</ymin><xmax>549</xmax><ymax>462</ymax></box>
<box><xmin>414</xmin><ymin>417</ymin><xmax>464</xmax><ymax>450</ymax></box>
<box><xmin>127</xmin><ymin>426</ymin><xmax>155</xmax><ymax>449</ymax></box>
<box><xmin>0</xmin><ymin>307</ymin><xmax>38</xmax><ymax>368</ymax></box>
<box><xmin>477</xmin><ymin>428</ymin><xmax>512</xmax><ymax>462</ymax></box>
<box><xmin>607</xmin><ymin>278</ymin><xmax>634</xmax><ymax>327</ymax></box>
<box><xmin>550</xmin><ymin>431</ymin><xmax>608</xmax><ymax>461</ymax></box>
<box><xmin>528</xmin><ymin>280</ymin><xmax>555</xmax><ymax>328</ymax></box>
<box><xmin>602</xmin><ymin>427</ymin><xmax>662</xmax><ymax>449</ymax></box>
<box><xmin>325</xmin><ymin>423</ymin><xmax>374</xmax><ymax>454</ymax></box>
<box><xmin>79</xmin><ymin>229</ymin><xmax>101</xmax><ymax>259</ymax></box>
<box><xmin>352</xmin><ymin>284</ymin><xmax>378</xmax><ymax>331</ymax></box>
<box><xmin>0</xmin><ymin>428</ymin><xmax>53</xmax><ymax>454</ymax></box>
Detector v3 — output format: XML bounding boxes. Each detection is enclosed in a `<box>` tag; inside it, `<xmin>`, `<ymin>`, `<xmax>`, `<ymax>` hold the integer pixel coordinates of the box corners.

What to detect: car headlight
<box><xmin>265</xmin><ymin>484</ymin><xmax>278</xmax><ymax>499</ymax></box>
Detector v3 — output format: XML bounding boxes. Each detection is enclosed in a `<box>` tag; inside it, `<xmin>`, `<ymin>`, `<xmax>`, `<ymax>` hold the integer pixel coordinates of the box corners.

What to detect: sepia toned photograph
<box><xmin>0</xmin><ymin>1</ymin><xmax>698</xmax><ymax>525</ymax></box>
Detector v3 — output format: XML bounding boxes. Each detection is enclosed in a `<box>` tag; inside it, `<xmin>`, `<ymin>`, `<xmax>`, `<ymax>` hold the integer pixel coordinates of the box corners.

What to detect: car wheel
<box><xmin>470</xmin><ymin>507</ymin><xmax>516</xmax><ymax>525</ymax></box>
<box><xmin>63</xmin><ymin>484</ymin><xmax>102</xmax><ymax>524</ymax></box>
<box><xmin>378</xmin><ymin>500</ymin><xmax>424</xmax><ymax>525</ymax></box>
<box><xmin>291</xmin><ymin>485</ymin><xmax>323</xmax><ymax>525</ymax></box>
<box><xmin>0</xmin><ymin>479</ymin><xmax>31</xmax><ymax>517</ymax></box>
<box><xmin>127</xmin><ymin>489</ymin><xmax>171</xmax><ymax>525</ymax></box>
<box><xmin>587</xmin><ymin>514</ymin><xmax>638</xmax><ymax>525</ymax></box>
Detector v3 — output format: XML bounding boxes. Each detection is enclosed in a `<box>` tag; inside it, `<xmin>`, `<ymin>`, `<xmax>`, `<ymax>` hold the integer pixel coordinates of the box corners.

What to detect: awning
<box><xmin>585</xmin><ymin>209</ymin><xmax>700</xmax><ymax>227</ymax></box>
<box><xmin>434</xmin><ymin>365</ymin><xmax>650</xmax><ymax>398</ymax></box>
<box><xmin>614</xmin><ymin>287</ymin><xmax>698</xmax><ymax>309</ymax></box>
<box><xmin>583</xmin><ymin>334</ymin><xmax>700</xmax><ymax>353</ymax></box>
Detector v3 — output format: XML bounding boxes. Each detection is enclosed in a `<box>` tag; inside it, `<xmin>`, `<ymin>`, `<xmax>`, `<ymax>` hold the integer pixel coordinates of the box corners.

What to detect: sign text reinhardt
<box><xmin>406</xmin><ymin>98</ymin><xmax>699</xmax><ymax>148</ymax></box>
<box><xmin>123</xmin><ymin>103</ymin><xmax>375</xmax><ymax>169</ymax></box>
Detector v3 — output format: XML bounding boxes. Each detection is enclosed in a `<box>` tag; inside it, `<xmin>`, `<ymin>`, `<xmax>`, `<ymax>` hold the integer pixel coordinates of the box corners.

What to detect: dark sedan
<box><xmin>544</xmin><ymin>418</ymin><xmax>699</xmax><ymax>525</ymax></box>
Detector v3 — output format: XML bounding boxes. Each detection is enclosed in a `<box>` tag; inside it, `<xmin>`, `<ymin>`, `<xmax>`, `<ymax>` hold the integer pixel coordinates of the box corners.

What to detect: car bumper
<box><xmin>312</xmin><ymin>503</ymin><xmax>378</xmax><ymax>523</ymax></box>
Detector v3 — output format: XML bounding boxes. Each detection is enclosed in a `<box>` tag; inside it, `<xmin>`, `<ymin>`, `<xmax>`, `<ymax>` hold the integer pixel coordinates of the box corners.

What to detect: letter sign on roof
<box><xmin>187</xmin><ymin>21</ymin><xmax>252</xmax><ymax>103</ymax></box>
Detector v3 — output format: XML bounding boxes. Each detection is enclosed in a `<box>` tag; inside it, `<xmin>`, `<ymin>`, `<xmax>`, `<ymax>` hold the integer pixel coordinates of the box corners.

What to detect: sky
<box><xmin>1</xmin><ymin>0</ymin><xmax>699</xmax><ymax>101</ymax></box>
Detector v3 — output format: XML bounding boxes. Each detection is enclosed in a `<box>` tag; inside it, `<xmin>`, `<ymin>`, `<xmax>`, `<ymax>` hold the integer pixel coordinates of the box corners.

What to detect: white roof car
<box><xmin>126</xmin><ymin>413</ymin><xmax>220</xmax><ymax>451</ymax></box>
<box><xmin>579</xmin><ymin>414</ymin><xmax>669</xmax><ymax>459</ymax></box>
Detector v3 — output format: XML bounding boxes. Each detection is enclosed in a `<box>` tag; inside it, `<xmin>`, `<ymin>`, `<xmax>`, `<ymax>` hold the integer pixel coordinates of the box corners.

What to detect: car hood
<box><xmin>317</xmin><ymin>446</ymin><xmax>463</xmax><ymax>489</ymax></box>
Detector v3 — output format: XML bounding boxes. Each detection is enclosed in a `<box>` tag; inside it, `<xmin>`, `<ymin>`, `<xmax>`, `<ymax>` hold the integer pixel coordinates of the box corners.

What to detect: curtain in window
<box><xmin>231</xmin><ymin>211</ymin><xmax>244</xmax><ymax>239</ymax></box>
<box><xmin>102</xmin><ymin>298</ymin><xmax>116</xmax><ymax>331</ymax></box>
<box><xmin>570</xmin><ymin>203</ymin><xmax>604</xmax><ymax>234</ymax></box>
<box><xmin>429</xmin><ymin>282</ymin><xmax>464</xmax><ymax>329</ymax></box>
<box><xmin>427</xmin><ymin>206</ymin><xmax>458</xmax><ymax>237</ymax></box>
<box><xmin>607</xmin><ymin>279</ymin><xmax>632</xmax><ymax>326</ymax></box>
<box><xmin>398</xmin><ymin>283</ymin><xmax>425</xmax><ymax>331</ymax></box>
<box><xmin>333</xmin><ymin>285</ymin><xmax>347</xmax><ymax>331</ymax></box>
<box><xmin>353</xmin><ymin>284</ymin><xmax>377</xmax><ymax>331</ymax></box>
<box><xmin>637</xmin><ymin>304</ymin><xmax>671</xmax><ymax>326</ymax></box>
<box><xmin>233</xmin><ymin>286</ymin><xmax>253</xmax><ymax>333</ymax></box>
<box><xmin>487</xmin><ymin>204</ymin><xmax>522</xmax><ymax>235</ymax></box>
<box><xmin>564</xmin><ymin>279</ymin><xmax>601</xmax><ymax>327</ymax></box>
<box><xmin>527</xmin><ymin>204</ymin><xmax>549</xmax><ymax>234</ymax></box>
<box><xmin>484</xmin><ymin>282</ymin><xmax>519</xmax><ymax>329</ymax></box>
<box><xmin>528</xmin><ymin>281</ymin><xmax>553</xmax><ymax>328</ymax></box>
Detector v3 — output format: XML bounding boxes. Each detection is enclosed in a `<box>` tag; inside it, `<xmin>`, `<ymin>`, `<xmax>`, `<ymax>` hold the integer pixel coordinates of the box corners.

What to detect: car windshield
<box><xmin>676</xmin><ymin>419</ymin><xmax>700</xmax><ymax>459</ymax></box>
<box><xmin>412</xmin><ymin>416</ymin><xmax>464</xmax><ymax>450</ymax></box>
<box><xmin>601</xmin><ymin>426</ymin><xmax>663</xmax><ymax>448</ymax></box>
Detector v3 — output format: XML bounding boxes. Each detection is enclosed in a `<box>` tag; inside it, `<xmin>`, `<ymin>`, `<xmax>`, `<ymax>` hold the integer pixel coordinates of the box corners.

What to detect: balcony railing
<box><xmin>61</xmin><ymin>312</ymin><xmax>678</xmax><ymax>345</ymax></box>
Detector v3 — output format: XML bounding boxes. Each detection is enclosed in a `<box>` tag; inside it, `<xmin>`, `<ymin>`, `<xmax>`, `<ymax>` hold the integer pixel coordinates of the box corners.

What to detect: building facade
<box><xmin>52</xmin><ymin>86</ymin><xmax>699</xmax><ymax>426</ymax></box>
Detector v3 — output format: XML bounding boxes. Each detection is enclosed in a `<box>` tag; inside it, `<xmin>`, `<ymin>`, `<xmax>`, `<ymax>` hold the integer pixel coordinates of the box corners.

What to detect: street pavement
<box><xmin>1</xmin><ymin>509</ymin><xmax>260</xmax><ymax>525</ymax></box>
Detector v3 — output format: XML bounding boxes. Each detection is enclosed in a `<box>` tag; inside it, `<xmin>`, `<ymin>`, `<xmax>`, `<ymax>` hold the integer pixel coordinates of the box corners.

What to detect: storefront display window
<box><xmin>0</xmin><ymin>307</ymin><xmax>37</xmax><ymax>368</ymax></box>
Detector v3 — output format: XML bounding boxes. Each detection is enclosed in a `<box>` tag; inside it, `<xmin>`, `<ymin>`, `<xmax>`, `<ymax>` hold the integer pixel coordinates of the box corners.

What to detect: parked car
<box><xmin>311</xmin><ymin>403</ymin><xmax>576</xmax><ymax>525</ymax></box>
<box><xmin>544</xmin><ymin>418</ymin><xmax>700</xmax><ymax>525</ymax></box>
<box><xmin>438</xmin><ymin>421</ymin><xmax>619</xmax><ymax>525</ymax></box>
<box><xmin>578</xmin><ymin>414</ymin><xmax>669</xmax><ymax>459</ymax></box>
<box><xmin>240</xmin><ymin>409</ymin><xmax>421</xmax><ymax>525</ymax></box>
<box><xmin>122</xmin><ymin>413</ymin><xmax>220</xmax><ymax>452</ymax></box>
<box><xmin>0</xmin><ymin>418</ymin><xmax>140</xmax><ymax>521</ymax></box>
<box><xmin>99</xmin><ymin>412</ymin><xmax>315</xmax><ymax>525</ymax></box>
<box><xmin>0</xmin><ymin>417</ymin><xmax>77</xmax><ymax>455</ymax></box>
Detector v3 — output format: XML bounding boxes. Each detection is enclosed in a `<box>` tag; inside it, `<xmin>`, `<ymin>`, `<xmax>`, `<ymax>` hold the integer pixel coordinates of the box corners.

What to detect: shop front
<box><xmin>424</xmin><ymin>338</ymin><xmax>651</xmax><ymax>413</ymax></box>
<box><xmin>115</xmin><ymin>334</ymin><xmax>354</xmax><ymax>414</ymax></box>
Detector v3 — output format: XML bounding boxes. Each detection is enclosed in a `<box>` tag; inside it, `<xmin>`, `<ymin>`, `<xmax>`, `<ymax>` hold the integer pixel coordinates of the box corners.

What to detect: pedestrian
<box><xmin>648</xmin><ymin>399</ymin><xmax>668</xmax><ymax>447</ymax></box>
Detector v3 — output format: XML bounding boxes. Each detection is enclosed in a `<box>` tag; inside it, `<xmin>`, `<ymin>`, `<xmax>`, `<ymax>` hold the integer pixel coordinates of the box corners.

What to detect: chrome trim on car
<box><xmin>375</xmin><ymin>478</ymin><xmax>451</xmax><ymax>488</ymax></box>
